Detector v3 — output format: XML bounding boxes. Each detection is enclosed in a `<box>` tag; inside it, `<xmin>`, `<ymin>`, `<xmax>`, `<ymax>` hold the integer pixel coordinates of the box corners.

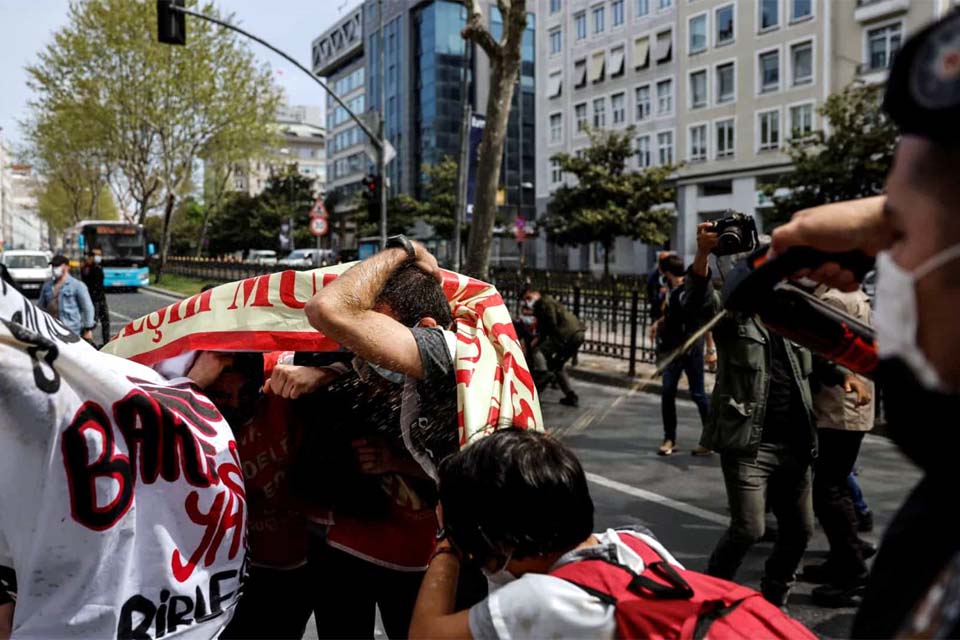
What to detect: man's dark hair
<box><xmin>225</xmin><ymin>352</ymin><xmax>265</xmax><ymax>391</ymax></box>
<box><xmin>376</xmin><ymin>262</ymin><xmax>453</xmax><ymax>327</ymax></box>
<box><xmin>439</xmin><ymin>428</ymin><xmax>594</xmax><ymax>562</ymax></box>
<box><xmin>661</xmin><ymin>254</ymin><xmax>685</xmax><ymax>277</ymax></box>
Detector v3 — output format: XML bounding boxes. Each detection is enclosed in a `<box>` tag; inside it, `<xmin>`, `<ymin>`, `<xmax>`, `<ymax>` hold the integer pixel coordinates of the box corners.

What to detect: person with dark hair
<box><xmin>522</xmin><ymin>288</ymin><xmax>584</xmax><ymax>407</ymax></box>
<box><xmin>80</xmin><ymin>250</ymin><xmax>110</xmax><ymax>345</ymax></box>
<box><xmin>646</xmin><ymin>250</ymin><xmax>673</xmax><ymax>324</ymax></box>
<box><xmin>409</xmin><ymin>429</ymin><xmax>815</xmax><ymax>640</ymax></box>
<box><xmin>303</xmin><ymin>236</ymin><xmax>460</xmax><ymax>639</ymax></box>
<box><xmin>650</xmin><ymin>254</ymin><xmax>715</xmax><ymax>456</ymax></box>
<box><xmin>39</xmin><ymin>255</ymin><xmax>95</xmax><ymax>341</ymax></box>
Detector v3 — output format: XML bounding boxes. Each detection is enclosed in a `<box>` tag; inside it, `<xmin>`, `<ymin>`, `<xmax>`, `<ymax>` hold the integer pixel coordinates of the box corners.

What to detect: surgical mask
<box><xmin>519</xmin><ymin>315</ymin><xmax>536</xmax><ymax>327</ymax></box>
<box><xmin>51</xmin><ymin>266</ymin><xmax>66</xmax><ymax>279</ymax></box>
<box><xmin>875</xmin><ymin>245</ymin><xmax>960</xmax><ymax>391</ymax></box>
<box><xmin>94</xmin><ymin>255</ymin><xmax>102</xmax><ymax>265</ymax></box>
<box><xmin>369</xmin><ymin>362</ymin><xmax>406</xmax><ymax>384</ymax></box>
<box><xmin>481</xmin><ymin>552</ymin><xmax>516</xmax><ymax>590</ymax></box>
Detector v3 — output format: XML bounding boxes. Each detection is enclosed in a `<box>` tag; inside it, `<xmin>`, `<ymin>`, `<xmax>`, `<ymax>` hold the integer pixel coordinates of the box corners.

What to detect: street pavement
<box><xmin>105</xmin><ymin>289</ymin><xmax>921</xmax><ymax>639</ymax></box>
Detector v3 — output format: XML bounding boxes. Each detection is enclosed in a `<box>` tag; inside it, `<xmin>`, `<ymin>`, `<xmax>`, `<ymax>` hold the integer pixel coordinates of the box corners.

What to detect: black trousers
<box><xmin>852</xmin><ymin>475</ymin><xmax>960</xmax><ymax>638</ymax></box>
<box><xmin>222</xmin><ymin>564</ymin><xmax>313</xmax><ymax>640</ymax></box>
<box><xmin>309</xmin><ymin>538</ymin><xmax>425</xmax><ymax>640</ymax></box>
<box><xmin>659</xmin><ymin>344</ymin><xmax>711</xmax><ymax>443</ymax></box>
<box><xmin>812</xmin><ymin>429</ymin><xmax>867</xmax><ymax>581</ymax></box>
<box><xmin>93</xmin><ymin>296</ymin><xmax>110</xmax><ymax>345</ymax></box>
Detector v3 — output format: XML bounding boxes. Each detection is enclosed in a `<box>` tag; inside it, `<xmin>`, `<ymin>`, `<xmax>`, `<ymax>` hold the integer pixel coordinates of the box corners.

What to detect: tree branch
<box><xmin>462</xmin><ymin>0</ymin><xmax>501</xmax><ymax>60</ymax></box>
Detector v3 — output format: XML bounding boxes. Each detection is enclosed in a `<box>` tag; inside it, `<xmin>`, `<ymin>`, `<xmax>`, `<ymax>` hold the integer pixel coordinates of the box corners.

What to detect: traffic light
<box><xmin>157</xmin><ymin>0</ymin><xmax>186</xmax><ymax>46</ymax></box>
<box><xmin>364</xmin><ymin>174</ymin><xmax>379</xmax><ymax>194</ymax></box>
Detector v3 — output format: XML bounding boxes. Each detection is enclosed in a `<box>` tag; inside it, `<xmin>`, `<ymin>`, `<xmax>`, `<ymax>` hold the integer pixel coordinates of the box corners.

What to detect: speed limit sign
<box><xmin>310</xmin><ymin>216</ymin><xmax>329</xmax><ymax>236</ymax></box>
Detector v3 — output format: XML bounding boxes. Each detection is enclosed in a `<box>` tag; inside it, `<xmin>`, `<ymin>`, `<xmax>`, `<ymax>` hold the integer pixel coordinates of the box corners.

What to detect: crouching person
<box><xmin>410</xmin><ymin>429</ymin><xmax>816</xmax><ymax>640</ymax></box>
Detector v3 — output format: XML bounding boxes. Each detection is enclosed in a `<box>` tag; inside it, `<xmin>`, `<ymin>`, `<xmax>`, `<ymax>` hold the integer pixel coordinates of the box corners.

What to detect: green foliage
<box><xmin>765</xmin><ymin>83</ymin><xmax>898</xmax><ymax>229</ymax></box>
<box><xmin>37</xmin><ymin>181</ymin><xmax>118</xmax><ymax>232</ymax></box>
<box><xmin>541</xmin><ymin>127</ymin><xmax>675</xmax><ymax>275</ymax></box>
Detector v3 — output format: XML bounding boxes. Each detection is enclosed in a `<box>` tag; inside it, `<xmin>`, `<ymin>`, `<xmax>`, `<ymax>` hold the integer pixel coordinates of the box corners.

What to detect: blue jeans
<box><xmin>660</xmin><ymin>344</ymin><xmax>711</xmax><ymax>443</ymax></box>
<box><xmin>848</xmin><ymin>472</ymin><xmax>870</xmax><ymax>515</ymax></box>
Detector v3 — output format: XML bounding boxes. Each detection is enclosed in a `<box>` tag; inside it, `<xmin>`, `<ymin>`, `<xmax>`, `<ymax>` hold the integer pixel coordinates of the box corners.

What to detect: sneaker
<box><xmin>857</xmin><ymin>510</ymin><xmax>875</xmax><ymax>533</ymax></box>
<box><xmin>658</xmin><ymin>440</ymin><xmax>675</xmax><ymax>456</ymax></box>
<box><xmin>811</xmin><ymin>580</ymin><xmax>867</xmax><ymax>608</ymax></box>
<box><xmin>691</xmin><ymin>446</ymin><xmax>714</xmax><ymax>457</ymax></box>
<box><xmin>559</xmin><ymin>393</ymin><xmax>579</xmax><ymax>407</ymax></box>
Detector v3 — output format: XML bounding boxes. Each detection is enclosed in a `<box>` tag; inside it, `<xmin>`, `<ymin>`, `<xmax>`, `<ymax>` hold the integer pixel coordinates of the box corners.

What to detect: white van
<box><xmin>245</xmin><ymin>249</ymin><xmax>278</xmax><ymax>266</ymax></box>
<box><xmin>1</xmin><ymin>250</ymin><xmax>52</xmax><ymax>297</ymax></box>
<box><xmin>278</xmin><ymin>248</ymin><xmax>335</xmax><ymax>268</ymax></box>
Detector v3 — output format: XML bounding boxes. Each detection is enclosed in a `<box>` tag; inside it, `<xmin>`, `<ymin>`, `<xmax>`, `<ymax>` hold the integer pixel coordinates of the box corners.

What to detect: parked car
<box><xmin>1</xmin><ymin>250</ymin><xmax>52</xmax><ymax>297</ymax></box>
<box><xmin>245</xmin><ymin>249</ymin><xmax>278</xmax><ymax>266</ymax></box>
<box><xmin>278</xmin><ymin>248</ymin><xmax>335</xmax><ymax>268</ymax></box>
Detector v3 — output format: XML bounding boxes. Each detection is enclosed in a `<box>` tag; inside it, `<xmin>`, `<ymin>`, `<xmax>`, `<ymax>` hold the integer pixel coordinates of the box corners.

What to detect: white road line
<box><xmin>109</xmin><ymin>310</ymin><xmax>134</xmax><ymax>322</ymax></box>
<box><xmin>585</xmin><ymin>472</ymin><xmax>729</xmax><ymax>526</ymax></box>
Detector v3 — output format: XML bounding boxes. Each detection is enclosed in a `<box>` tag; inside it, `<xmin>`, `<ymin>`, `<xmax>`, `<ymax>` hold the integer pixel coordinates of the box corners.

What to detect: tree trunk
<box><xmin>463</xmin><ymin>2</ymin><xmax>527</xmax><ymax>281</ymax></box>
<box><xmin>155</xmin><ymin>192</ymin><xmax>176</xmax><ymax>283</ymax></box>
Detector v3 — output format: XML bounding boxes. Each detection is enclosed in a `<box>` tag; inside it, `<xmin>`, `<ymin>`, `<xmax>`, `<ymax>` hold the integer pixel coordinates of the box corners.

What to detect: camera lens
<box><xmin>717</xmin><ymin>228</ymin><xmax>743</xmax><ymax>253</ymax></box>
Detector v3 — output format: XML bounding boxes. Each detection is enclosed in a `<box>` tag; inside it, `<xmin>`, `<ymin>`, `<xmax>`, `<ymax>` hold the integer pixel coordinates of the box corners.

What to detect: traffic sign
<box><xmin>309</xmin><ymin>197</ymin><xmax>328</xmax><ymax>218</ymax></box>
<box><xmin>310</xmin><ymin>216</ymin><xmax>329</xmax><ymax>236</ymax></box>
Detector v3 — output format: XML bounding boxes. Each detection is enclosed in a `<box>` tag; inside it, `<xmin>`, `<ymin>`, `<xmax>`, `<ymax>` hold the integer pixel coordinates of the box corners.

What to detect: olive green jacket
<box><xmin>686</xmin><ymin>270</ymin><xmax>841</xmax><ymax>457</ymax></box>
<box><xmin>533</xmin><ymin>295</ymin><xmax>585</xmax><ymax>343</ymax></box>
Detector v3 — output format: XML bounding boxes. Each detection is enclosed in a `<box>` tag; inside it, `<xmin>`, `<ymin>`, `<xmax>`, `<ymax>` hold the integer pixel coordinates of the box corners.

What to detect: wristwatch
<box><xmin>386</xmin><ymin>234</ymin><xmax>416</xmax><ymax>260</ymax></box>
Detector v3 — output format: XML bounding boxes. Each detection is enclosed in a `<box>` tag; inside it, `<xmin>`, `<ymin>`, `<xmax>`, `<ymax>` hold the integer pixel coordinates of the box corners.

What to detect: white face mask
<box><xmin>51</xmin><ymin>265</ymin><xmax>66</xmax><ymax>279</ymax></box>
<box><xmin>93</xmin><ymin>255</ymin><xmax>102</xmax><ymax>265</ymax></box>
<box><xmin>481</xmin><ymin>552</ymin><xmax>516</xmax><ymax>591</ymax></box>
<box><xmin>875</xmin><ymin>245</ymin><xmax>960</xmax><ymax>391</ymax></box>
<box><xmin>519</xmin><ymin>315</ymin><xmax>536</xmax><ymax>327</ymax></box>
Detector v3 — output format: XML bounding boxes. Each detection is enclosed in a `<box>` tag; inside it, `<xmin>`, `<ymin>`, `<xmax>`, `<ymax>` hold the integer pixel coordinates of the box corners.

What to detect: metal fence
<box><xmin>162</xmin><ymin>258</ymin><xmax>658</xmax><ymax>373</ymax></box>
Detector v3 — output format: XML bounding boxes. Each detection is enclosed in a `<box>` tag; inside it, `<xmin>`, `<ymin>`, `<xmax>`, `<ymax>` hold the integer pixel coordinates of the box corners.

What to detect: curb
<box><xmin>143</xmin><ymin>285</ymin><xmax>187</xmax><ymax>299</ymax></box>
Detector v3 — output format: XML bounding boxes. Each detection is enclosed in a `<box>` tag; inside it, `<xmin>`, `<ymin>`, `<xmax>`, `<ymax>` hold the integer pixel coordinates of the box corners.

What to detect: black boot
<box><xmin>811</xmin><ymin>575</ymin><xmax>868</xmax><ymax>608</ymax></box>
<box><xmin>559</xmin><ymin>392</ymin><xmax>579</xmax><ymax>407</ymax></box>
<box><xmin>760</xmin><ymin>577</ymin><xmax>792</xmax><ymax>609</ymax></box>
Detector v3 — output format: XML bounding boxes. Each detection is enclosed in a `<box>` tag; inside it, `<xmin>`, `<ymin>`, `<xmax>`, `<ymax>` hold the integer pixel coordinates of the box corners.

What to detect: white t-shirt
<box><xmin>468</xmin><ymin>528</ymin><xmax>683</xmax><ymax>640</ymax></box>
<box><xmin>0</xmin><ymin>282</ymin><xmax>245</xmax><ymax>639</ymax></box>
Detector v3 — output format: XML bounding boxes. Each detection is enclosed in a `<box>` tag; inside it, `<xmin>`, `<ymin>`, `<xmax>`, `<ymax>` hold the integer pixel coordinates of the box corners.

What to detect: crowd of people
<box><xmin>3</xmin><ymin>10</ymin><xmax>960</xmax><ymax>639</ymax></box>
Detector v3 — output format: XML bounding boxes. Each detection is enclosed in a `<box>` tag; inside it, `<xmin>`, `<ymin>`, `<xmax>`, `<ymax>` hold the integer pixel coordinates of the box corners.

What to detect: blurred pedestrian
<box><xmin>38</xmin><ymin>255</ymin><xmax>94</xmax><ymax>342</ymax></box>
<box><xmin>80</xmin><ymin>250</ymin><xmax>110</xmax><ymax>345</ymax></box>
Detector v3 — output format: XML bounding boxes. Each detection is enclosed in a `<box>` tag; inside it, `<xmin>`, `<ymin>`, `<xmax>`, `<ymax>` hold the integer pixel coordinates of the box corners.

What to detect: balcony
<box><xmin>854</xmin><ymin>0</ymin><xmax>909</xmax><ymax>24</ymax></box>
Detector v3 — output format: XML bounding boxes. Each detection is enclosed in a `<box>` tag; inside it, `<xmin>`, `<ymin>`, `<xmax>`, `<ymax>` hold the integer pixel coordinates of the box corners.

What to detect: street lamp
<box><xmin>155</xmin><ymin>0</ymin><xmax>389</xmax><ymax>249</ymax></box>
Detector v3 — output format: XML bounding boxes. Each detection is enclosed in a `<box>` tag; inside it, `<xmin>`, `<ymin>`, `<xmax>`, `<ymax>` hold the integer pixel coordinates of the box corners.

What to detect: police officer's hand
<box><xmin>844</xmin><ymin>375</ymin><xmax>872</xmax><ymax>407</ymax></box>
<box><xmin>263</xmin><ymin>364</ymin><xmax>337</xmax><ymax>399</ymax></box>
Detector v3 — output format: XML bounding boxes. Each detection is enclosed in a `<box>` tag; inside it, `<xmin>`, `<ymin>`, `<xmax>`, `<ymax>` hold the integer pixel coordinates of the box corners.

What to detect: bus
<box><xmin>62</xmin><ymin>220</ymin><xmax>153</xmax><ymax>290</ymax></box>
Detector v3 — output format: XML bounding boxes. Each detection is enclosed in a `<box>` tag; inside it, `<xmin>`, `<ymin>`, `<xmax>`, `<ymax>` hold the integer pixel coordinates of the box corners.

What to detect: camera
<box><xmin>710</xmin><ymin>212</ymin><xmax>759</xmax><ymax>256</ymax></box>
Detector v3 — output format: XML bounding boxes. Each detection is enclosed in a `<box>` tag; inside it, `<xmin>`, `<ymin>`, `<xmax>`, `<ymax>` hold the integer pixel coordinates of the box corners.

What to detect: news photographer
<box><xmin>686</xmin><ymin>215</ymin><xmax>869</xmax><ymax>609</ymax></box>
<box><xmin>771</xmin><ymin>12</ymin><xmax>960</xmax><ymax>637</ymax></box>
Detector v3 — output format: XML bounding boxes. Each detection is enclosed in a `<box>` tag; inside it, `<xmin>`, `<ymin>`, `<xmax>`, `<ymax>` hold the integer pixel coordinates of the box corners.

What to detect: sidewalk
<box><xmin>569</xmin><ymin>352</ymin><xmax>717</xmax><ymax>401</ymax></box>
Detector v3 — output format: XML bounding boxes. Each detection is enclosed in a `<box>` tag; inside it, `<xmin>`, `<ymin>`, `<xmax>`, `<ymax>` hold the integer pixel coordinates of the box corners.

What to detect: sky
<box><xmin>0</xmin><ymin>0</ymin><xmax>362</xmax><ymax>151</ymax></box>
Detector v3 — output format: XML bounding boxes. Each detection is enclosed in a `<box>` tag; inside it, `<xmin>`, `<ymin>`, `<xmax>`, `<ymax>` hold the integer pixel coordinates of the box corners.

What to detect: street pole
<box><xmin>454</xmin><ymin>42</ymin><xmax>473</xmax><ymax>272</ymax></box>
<box><xmin>377</xmin><ymin>0</ymin><xmax>387</xmax><ymax>250</ymax></box>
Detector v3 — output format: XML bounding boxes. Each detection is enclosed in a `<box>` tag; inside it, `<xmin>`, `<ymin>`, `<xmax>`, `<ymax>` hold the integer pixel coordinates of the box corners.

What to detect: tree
<box><xmin>541</xmin><ymin>127</ymin><xmax>676</xmax><ymax>277</ymax></box>
<box><xmin>765</xmin><ymin>83</ymin><xmax>898</xmax><ymax>229</ymax></box>
<box><xmin>36</xmin><ymin>181</ymin><xmax>118</xmax><ymax>233</ymax></box>
<box><xmin>416</xmin><ymin>157</ymin><xmax>459</xmax><ymax>241</ymax></box>
<box><xmin>461</xmin><ymin>0</ymin><xmax>528</xmax><ymax>280</ymax></box>
<box><xmin>25</xmin><ymin>0</ymin><xmax>281</xmax><ymax>281</ymax></box>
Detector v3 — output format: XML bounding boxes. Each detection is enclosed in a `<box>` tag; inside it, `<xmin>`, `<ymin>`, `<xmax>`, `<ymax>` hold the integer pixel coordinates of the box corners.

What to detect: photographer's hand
<box><xmin>693</xmin><ymin>223</ymin><xmax>719</xmax><ymax>278</ymax></box>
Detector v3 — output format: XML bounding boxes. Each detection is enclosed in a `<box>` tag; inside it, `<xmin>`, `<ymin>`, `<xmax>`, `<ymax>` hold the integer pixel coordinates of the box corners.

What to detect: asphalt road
<box><xmin>104</xmin><ymin>289</ymin><xmax>921</xmax><ymax>639</ymax></box>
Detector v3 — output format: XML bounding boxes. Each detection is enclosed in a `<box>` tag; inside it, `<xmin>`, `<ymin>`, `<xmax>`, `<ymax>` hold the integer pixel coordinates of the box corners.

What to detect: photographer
<box><xmin>687</xmin><ymin>223</ymin><xmax>869</xmax><ymax>608</ymax></box>
<box><xmin>771</xmin><ymin>12</ymin><xmax>960</xmax><ymax>637</ymax></box>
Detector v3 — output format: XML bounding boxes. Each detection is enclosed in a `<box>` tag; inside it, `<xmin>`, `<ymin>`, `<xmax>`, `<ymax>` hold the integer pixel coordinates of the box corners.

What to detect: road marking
<box><xmin>585</xmin><ymin>471</ymin><xmax>729</xmax><ymax>526</ymax></box>
<box><xmin>109</xmin><ymin>310</ymin><xmax>134</xmax><ymax>322</ymax></box>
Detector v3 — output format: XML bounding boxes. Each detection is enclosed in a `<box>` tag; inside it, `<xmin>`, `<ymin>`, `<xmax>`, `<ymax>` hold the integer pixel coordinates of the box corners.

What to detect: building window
<box><xmin>655</xmin><ymin>29</ymin><xmax>673</xmax><ymax>63</ymax></box>
<box><xmin>551</xmin><ymin>0</ymin><xmax>562</xmax><ymax>13</ymax></box>
<box><xmin>550</xmin><ymin>113</ymin><xmax>563</xmax><ymax>143</ymax></box>
<box><xmin>867</xmin><ymin>23</ymin><xmax>902</xmax><ymax>71</ymax></box>
<box><xmin>759</xmin><ymin>50</ymin><xmax>780</xmax><ymax>93</ymax></box>
<box><xmin>575</xmin><ymin>102</ymin><xmax>588</xmax><ymax>132</ymax></box>
<box><xmin>593</xmin><ymin>97</ymin><xmax>607</xmax><ymax>128</ymax></box>
<box><xmin>575</xmin><ymin>12</ymin><xmax>587</xmax><ymax>40</ymax></box>
<box><xmin>636</xmin><ymin>135</ymin><xmax>651</xmax><ymax>167</ymax></box>
<box><xmin>634</xmin><ymin>35</ymin><xmax>650</xmax><ymax>69</ymax></box>
<box><xmin>548</xmin><ymin>71</ymin><xmax>563</xmax><ymax>98</ymax></box>
<box><xmin>759</xmin><ymin>109</ymin><xmax>780</xmax><ymax>150</ymax></box>
<box><xmin>657</xmin><ymin>78</ymin><xmax>673</xmax><ymax>115</ymax></box>
<box><xmin>636</xmin><ymin>0</ymin><xmax>649</xmax><ymax>17</ymax></box>
<box><xmin>716</xmin><ymin>62</ymin><xmax>735</xmax><ymax>103</ymax></box>
<box><xmin>550</xmin><ymin>28</ymin><xmax>562</xmax><ymax>54</ymax></box>
<box><xmin>635</xmin><ymin>84</ymin><xmax>651</xmax><ymax>121</ymax></box>
<box><xmin>792</xmin><ymin>41</ymin><xmax>813</xmax><ymax>85</ymax></box>
<box><xmin>690</xmin><ymin>70</ymin><xmax>707</xmax><ymax>109</ymax></box>
<box><xmin>716</xmin><ymin>4</ymin><xmax>734</xmax><ymax>45</ymax></box>
<box><xmin>590</xmin><ymin>50</ymin><xmax>606</xmax><ymax>83</ymax></box>
<box><xmin>574</xmin><ymin>58</ymin><xmax>587</xmax><ymax>88</ymax></box>
<box><xmin>658</xmin><ymin>131</ymin><xmax>674</xmax><ymax>165</ymax></box>
<box><xmin>716</xmin><ymin>118</ymin><xmax>735</xmax><ymax>157</ymax></box>
<box><xmin>760</xmin><ymin>0</ymin><xmax>779</xmax><ymax>31</ymax></box>
<box><xmin>593</xmin><ymin>5</ymin><xmax>605</xmax><ymax>33</ymax></box>
<box><xmin>551</xmin><ymin>159</ymin><xmax>563</xmax><ymax>183</ymax></box>
<box><xmin>658</xmin><ymin>0</ymin><xmax>671</xmax><ymax>10</ymax></box>
<box><xmin>689</xmin><ymin>124</ymin><xmax>707</xmax><ymax>162</ymax></box>
<box><xmin>612</xmin><ymin>0</ymin><xmax>625</xmax><ymax>26</ymax></box>
<box><xmin>689</xmin><ymin>14</ymin><xmax>707</xmax><ymax>54</ymax></box>
<box><xmin>790</xmin><ymin>103</ymin><xmax>814</xmax><ymax>138</ymax></box>
<box><xmin>791</xmin><ymin>0</ymin><xmax>812</xmax><ymax>21</ymax></box>
<box><xmin>610</xmin><ymin>45</ymin><xmax>626</xmax><ymax>77</ymax></box>
<box><xmin>612</xmin><ymin>92</ymin><xmax>626</xmax><ymax>125</ymax></box>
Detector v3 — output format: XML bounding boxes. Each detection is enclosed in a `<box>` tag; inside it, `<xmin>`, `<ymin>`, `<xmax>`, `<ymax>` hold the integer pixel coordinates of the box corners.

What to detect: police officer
<box><xmin>772</xmin><ymin>10</ymin><xmax>960</xmax><ymax>636</ymax></box>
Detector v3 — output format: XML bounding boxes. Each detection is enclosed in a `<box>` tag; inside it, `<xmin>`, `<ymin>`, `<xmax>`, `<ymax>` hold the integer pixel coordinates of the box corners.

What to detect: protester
<box><xmin>302</xmin><ymin>235</ymin><xmax>461</xmax><ymax>639</ymax></box>
<box><xmin>649</xmin><ymin>254</ymin><xmax>714</xmax><ymax>456</ymax></box>
<box><xmin>802</xmin><ymin>286</ymin><xmax>876</xmax><ymax>608</ymax></box>
<box><xmin>770</xmin><ymin>11</ymin><xmax>960</xmax><ymax>636</ymax></box>
<box><xmin>80</xmin><ymin>250</ymin><xmax>111</xmax><ymax>345</ymax></box>
<box><xmin>686</xmin><ymin>227</ymin><xmax>870</xmax><ymax>608</ymax></box>
<box><xmin>408</xmin><ymin>428</ymin><xmax>816</xmax><ymax>640</ymax></box>
<box><xmin>646</xmin><ymin>250</ymin><xmax>672</xmax><ymax>324</ymax></box>
<box><xmin>38</xmin><ymin>254</ymin><xmax>95</xmax><ymax>341</ymax></box>
<box><xmin>523</xmin><ymin>288</ymin><xmax>585</xmax><ymax>407</ymax></box>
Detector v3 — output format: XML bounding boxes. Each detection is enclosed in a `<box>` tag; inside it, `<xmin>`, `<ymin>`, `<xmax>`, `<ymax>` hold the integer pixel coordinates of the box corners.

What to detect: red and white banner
<box><xmin>102</xmin><ymin>265</ymin><xmax>543</xmax><ymax>445</ymax></box>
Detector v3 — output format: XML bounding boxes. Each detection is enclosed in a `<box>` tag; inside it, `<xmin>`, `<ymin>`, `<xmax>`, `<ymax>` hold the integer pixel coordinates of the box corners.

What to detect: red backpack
<box><xmin>549</xmin><ymin>531</ymin><xmax>816</xmax><ymax>640</ymax></box>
